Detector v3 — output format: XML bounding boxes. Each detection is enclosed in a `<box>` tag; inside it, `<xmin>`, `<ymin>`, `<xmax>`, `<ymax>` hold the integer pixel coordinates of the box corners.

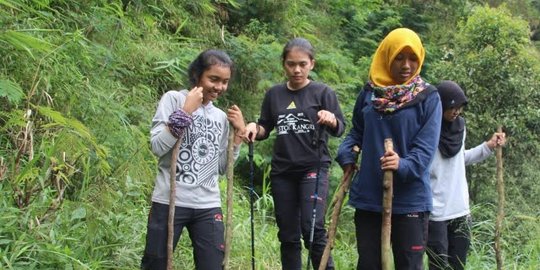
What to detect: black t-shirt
<box><xmin>257</xmin><ymin>81</ymin><xmax>345</xmax><ymax>175</ymax></box>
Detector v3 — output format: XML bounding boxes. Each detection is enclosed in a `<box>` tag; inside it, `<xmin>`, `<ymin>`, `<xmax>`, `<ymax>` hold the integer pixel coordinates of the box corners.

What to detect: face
<box><xmin>198</xmin><ymin>64</ymin><xmax>231</xmax><ymax>104</ymax></box>
<box><xmin>283</xmin><ymin>48</ymin><xmax>314</xmax><ymax>89</ymax></box>
<box><xmin>390</xmin><ymin>47</ymin><xmax>420</xmax><ymax>84</ymax></box>
<box><xmin>443</xmin><ymin>106</ymin><xmax>464</xmax><ymax>122</ymax></box>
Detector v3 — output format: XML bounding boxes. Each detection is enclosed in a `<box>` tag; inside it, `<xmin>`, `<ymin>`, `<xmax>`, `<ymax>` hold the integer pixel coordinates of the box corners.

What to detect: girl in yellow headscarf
<box><xmin>336</xmin><ymin>28</ymin><xmax>442</xmax><ymax>269</ymax></box>
<box><xmin>369</xmin><ymin>27</ymin><xmax>429</xmax><ymax>113</ymax></box>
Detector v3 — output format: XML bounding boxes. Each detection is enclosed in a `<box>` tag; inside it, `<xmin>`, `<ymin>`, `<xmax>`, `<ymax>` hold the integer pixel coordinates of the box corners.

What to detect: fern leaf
<box><xmin>0</xmin><ymin>79</ymin><xmax>24</xmax><ymax>104</ymax></box>
<box><xmin>35</xmin><ymin>106</ymin><xmax>111</xmax><ymax>174</ymax></box>
<box><xmin>36</xmin><ymin>106</ymin><xmax>92</xmax><ymax>140</ymax></box>
<box><xmin>0</xmin><ymin>30</ymin><xmax>54</xmax><ymax>58</ymax></box>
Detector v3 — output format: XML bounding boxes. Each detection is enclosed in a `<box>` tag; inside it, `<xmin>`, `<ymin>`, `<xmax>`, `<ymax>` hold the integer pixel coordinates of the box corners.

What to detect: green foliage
<box><xmin>0</xmin><ymin>30</ymin><xmax>54</xmax><ymax>58</ymax></box>
<box><xmin>0</xmin><ymin>79</ymin><xmax>24</xmax><ymax>105</ymax></box>
<box><xmin>468</xmin><ymin>204</ymin><xmax>540</xmax><ymax>269</ymax></box>
<box><xmin>0</xmin><ymin>0</ymin><xmax>539</xmax><ymax>269</ymax></box>
<box><xmin>222</xmin><ymin>33</ymin><xmax>282</xmax><ymax>119</ymax></box>
<box><xmin>328</xmin><ymin>0</ymin><xmax>433</xmax><ymax>62</ymax></box>
<box><xmin>225</xmin><ymin>0</ymin><xmax>312</xmax><ymax>37</ymax></box>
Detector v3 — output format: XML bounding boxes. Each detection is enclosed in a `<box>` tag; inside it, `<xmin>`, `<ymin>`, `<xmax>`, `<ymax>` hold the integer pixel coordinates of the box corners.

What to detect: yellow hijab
<box><xmin>369</xmin><ymin>28</ymin><xmax>425</xmax><ymax>87</ymax></box>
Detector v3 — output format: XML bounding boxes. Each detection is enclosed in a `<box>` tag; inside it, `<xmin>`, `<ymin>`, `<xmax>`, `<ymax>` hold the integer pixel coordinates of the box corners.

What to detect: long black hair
<box><xmin>281</xmin><ymin>37</ymin><xmax>315</xmax><ymax>63</ymax></box>
<box><xmin>187</xmin><ymin>49</ymin><xmax>234</xmax><ymax>87</ymax></box>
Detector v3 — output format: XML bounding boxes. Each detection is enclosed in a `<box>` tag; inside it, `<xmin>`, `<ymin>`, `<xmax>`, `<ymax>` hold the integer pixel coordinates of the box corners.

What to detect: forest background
<box><xmin>1</xmin><ymin>0</ymin><xmax>539</xmax><ymax>269</ymax></box>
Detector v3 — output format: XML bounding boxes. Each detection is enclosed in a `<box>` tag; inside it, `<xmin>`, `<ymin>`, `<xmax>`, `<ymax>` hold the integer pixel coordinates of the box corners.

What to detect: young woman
<box><xmin>244</xmin><ymin>37</ymin><xmax>345</xmax><ymax>270</ymax></box>
<box><xmin>427</xmin><ymin>80</ymin><xmax>506</xmax><ymax>270</ymax></box>
<box><xmin>141</xmin><ymin>49</ymin><xmax>246</xmax><ymax>270</ymax></box>
<box><xmin>336</xmin><ymin>28</ymin><xmax>442</xmax><ymax>269</ymax></box>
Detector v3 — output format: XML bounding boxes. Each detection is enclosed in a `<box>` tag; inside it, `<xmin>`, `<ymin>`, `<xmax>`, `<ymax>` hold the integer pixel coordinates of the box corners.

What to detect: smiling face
<box><xmin>199</xmin><ymin>64</ymin><xmax>231</xmax><ymax>104</ymax></box>
<box><xmin>283</xmin><ymin>48</ymin><xmax>315</xmax><ymax>90</ymax></box>
<box><xmin>390</xmin><ymin>46</ymin><xmax>420</xmax><ymax>84</ymax></box>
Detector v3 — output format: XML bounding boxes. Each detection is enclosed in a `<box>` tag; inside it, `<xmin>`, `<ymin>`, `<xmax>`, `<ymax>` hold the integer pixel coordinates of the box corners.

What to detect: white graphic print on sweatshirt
<box><xmin>276</xmin><ymin>112</ymin><xmax>315</xmax><ymax>135</ymax></box>
<box><xmin>176</xmin><ymin>114</ymin><xmax>223</xmax><ymax>188</ymax></box>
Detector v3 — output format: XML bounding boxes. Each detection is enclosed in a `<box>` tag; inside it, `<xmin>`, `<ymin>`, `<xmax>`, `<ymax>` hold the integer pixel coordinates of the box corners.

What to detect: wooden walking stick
<box><xmin>381</xmin><ymin>138</ymin><xmax>393</xmax><ymax>270</ymax></box>
<box><xmin>223</xmin><ymin>130</ymin><xmax>236</xmax><ymax>269</ymax></box>
<box><xmin>319</xmin><ymin>145</ymin><xmax>360</xmax><ymax>270</ymax></box>
<box><xmin>167</xmin><ymin>136</ymin><xmax>184</xmax><ymax>270</ymax></box>
<box><xmin>494</xmin><ymin>126</ymin><xmax>505</xmax><ymax>270</ymax></box>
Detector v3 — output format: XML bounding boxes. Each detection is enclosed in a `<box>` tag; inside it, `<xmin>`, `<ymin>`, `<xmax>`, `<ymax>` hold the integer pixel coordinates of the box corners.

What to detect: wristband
<box><xmin>168</xmin><ymin>109</ymin><xmax>193</xmax><ymax>138</ymax></box>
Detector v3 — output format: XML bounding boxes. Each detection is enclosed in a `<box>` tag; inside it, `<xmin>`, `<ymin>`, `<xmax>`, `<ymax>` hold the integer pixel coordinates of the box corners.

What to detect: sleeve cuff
<box><xmin>233</xmin><ymin>143</ymin><xmax>241</xmax><ymax>161</ymax></box>
<box><xmin>396</xmin><ymin>158</ymin><xmax>410</xmax><ymax>180</ymax></box>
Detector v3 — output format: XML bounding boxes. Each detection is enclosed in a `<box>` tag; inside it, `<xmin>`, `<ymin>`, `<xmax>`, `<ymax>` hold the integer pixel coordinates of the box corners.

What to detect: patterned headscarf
<box><xmin>368</xmin><ymin>28</ymin><xmax>427</xmax><ymax>113</ymax></box>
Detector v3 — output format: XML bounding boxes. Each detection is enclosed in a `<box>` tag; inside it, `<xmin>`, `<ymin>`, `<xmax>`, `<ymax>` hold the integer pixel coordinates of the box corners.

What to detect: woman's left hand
<box><xmin>380</xmin><ymin>149</ymin><xmax>400</xmax><ymax>171</ymax></box>
<box><xmin>317</xmin><ymin>110</ymin><xmax>337</xmax><ymax>129</ymax></box>
<box><xmin>227</xmin><ymin>105</ymin><xmax>246</xmax><ymax>134</ymax></box>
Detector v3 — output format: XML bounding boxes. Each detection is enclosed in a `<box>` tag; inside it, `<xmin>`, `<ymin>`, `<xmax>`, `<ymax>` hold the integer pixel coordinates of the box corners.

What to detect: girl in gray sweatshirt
<box><xmin>141</xmin><ymin>49</ymin><xmax>246</xmax><ymax>270</ymax></box>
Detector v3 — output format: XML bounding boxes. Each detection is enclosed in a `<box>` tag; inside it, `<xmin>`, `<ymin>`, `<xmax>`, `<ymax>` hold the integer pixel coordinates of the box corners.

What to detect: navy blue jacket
<box><xmin>336</xmin><ymin>83</ymin><xmax>442</xmax><ymax>214</ymax></box>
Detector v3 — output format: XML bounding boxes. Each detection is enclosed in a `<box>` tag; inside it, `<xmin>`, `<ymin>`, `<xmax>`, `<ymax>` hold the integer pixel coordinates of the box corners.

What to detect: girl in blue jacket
<box><xmin>336</xmin><ymin>28</ymin><xmax>442</xmax><ymax>270</ymax></box>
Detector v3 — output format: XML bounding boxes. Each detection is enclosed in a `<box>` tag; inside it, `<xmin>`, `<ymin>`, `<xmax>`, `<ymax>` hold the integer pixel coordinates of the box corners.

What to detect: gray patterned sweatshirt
<box><xmin>150</xmin><ymin>90</ymin><xmax>240</xmax><ymax>209</ymax></box>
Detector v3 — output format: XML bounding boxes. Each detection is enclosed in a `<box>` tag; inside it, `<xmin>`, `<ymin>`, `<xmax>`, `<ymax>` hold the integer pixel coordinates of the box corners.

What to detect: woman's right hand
<box><xmin>380</xmin><ymin>148</ymin><xmax>400</xmax><ymax>171</ymax></box>
<box><xmin>183</xmin><ymin>86</ymin><xmax>204</xmax><ymax>114</ymax></box>
<box><xmin>486</xmin><ymin>132</ymin><xmax>506</xmax><ymax>150</ymax></box>
<box><xmin>245</xmin><ymin>122</ymin><xmax>259</xmax><ymax>142</ymax></box>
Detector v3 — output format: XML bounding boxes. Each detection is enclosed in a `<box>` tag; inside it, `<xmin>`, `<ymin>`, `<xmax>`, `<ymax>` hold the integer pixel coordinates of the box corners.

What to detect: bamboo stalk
<box><xmin>319</xmin><ymin>145</ymin><xmax>360</xmax><ymax>270</ymax></box>
<box><xmin>495</xmin><ymin>126</ymin><xmax>505</xmax><ymax>270</ymax></box>
<box><xmin>223</xmin><ymin>130</ymin><xmax>236</xmax><ymax>269</ymax></box>
<box><xmin>167</xmin><ymin>136</ymin><xmax>184</xmax><ymax>270</ymax></box>
<box><xmin>381</xmin><ymin>138</ymin><xmax>393</xmax><ymax>270</ymax></box>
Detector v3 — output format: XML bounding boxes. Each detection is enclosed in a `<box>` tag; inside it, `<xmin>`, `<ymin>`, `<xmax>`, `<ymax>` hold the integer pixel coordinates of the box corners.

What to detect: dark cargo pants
<box><xmin>141</xmin><ymin>202</ymin><xmax>224</xmax><ymax>270</ymax></box>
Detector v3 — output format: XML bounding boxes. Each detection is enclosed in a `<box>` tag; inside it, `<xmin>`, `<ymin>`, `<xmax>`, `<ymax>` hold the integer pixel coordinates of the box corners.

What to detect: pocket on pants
<box><xmin>212</xmin><ymin>210</ymin><xmax>225</xmax><ymax>252</ymax></box>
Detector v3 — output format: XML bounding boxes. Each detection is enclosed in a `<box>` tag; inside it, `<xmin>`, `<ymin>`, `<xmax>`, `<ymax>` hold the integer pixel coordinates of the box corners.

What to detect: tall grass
<box><xmin>1</xmin><ymin>163</ymin><xmax>538</xmax><ymax>269</ymax></box>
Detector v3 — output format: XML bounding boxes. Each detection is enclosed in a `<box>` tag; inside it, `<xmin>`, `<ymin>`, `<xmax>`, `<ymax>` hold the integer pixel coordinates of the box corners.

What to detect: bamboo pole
<box><xmin>381</xmin><ymin>138</ymin><xmax>393</xmax><ymax>270</ymax></box>
<box><xmin>223</xmin><ymin>130</ymin><xmax>236</xmax><ymax>269</ymax></box>
<box><xmin>167</xmin><ymin>136</ymin><xmax>184</xmax><ymax>270</ymax></box>
<box><xmin>319</xmin><ymin>145</ymin><xmax>360</xmax><ymax>270</ymax></box>
<box><xmin>495</xmin><ymin>126</ymin><xmax>505</xmax><ymax>270</ymax></box>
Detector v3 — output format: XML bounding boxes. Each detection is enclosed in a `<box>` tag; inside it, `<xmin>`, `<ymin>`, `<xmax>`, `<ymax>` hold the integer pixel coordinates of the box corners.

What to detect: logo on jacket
<box><xmin>287</xmin><ymin>101</ymin><xmax>296</xmax><ymax>109</ymax></box>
